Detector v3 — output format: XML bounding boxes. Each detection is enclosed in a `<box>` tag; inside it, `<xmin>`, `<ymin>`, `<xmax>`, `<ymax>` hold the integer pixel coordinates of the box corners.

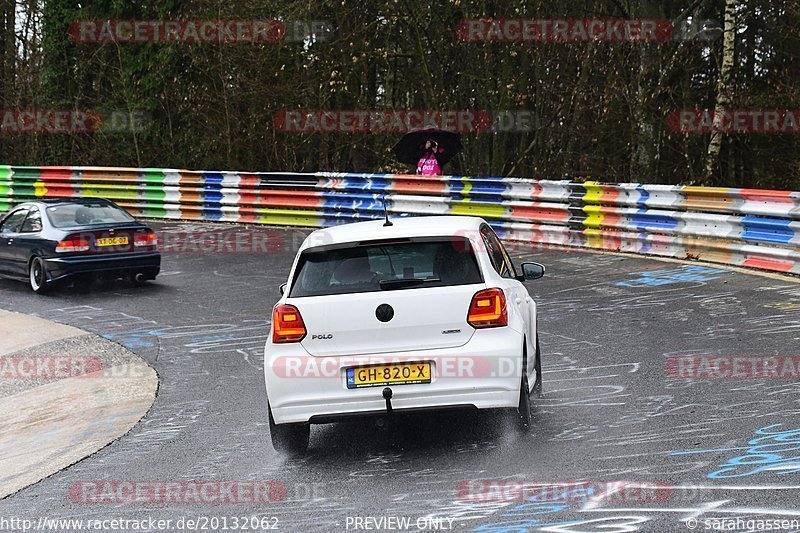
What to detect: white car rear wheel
<box><xmin>532</xmin><ymin>334</ymin><xmax>543</xmax><ymax>397</ymax></box>
<box><xmin>268</xmin><ymin>404</ymin><xmax>309</xmax><ymax>457</ymax></box>
<box><xmin>513</xmin><ymin>343</ymin><xmax>532</xmax><ymax>433</ymax></box>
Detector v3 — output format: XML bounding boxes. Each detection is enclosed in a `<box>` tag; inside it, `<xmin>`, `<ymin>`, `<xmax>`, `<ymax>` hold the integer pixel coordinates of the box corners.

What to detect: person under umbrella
<box><xmin>393</xmin><ymin>129</ymin><xmax>462</xmax><ymax>175</ymax></box>
<box><xmin>417</xmin><ymin>139</ymin><xmax>445</xmax><ymax>175</ymax></box>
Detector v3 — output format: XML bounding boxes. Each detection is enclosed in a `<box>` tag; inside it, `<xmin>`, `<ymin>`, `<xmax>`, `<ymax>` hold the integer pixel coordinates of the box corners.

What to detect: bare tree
<box><xmin>705</xmin><ymin>0</ymin><xmax>738</xmax><ymax>180</ymax></box>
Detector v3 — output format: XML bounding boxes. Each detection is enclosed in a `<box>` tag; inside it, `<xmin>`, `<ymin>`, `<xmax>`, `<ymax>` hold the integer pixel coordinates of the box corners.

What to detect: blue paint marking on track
<box><xmin>671</xmin><ymin>423</ymin><xmax>800</xmax><ymax>479</ymax></box>
<box><xmin>616</xmin><ymin>265</ymin><xmax>727</xmax><ymax>287</ymax></box>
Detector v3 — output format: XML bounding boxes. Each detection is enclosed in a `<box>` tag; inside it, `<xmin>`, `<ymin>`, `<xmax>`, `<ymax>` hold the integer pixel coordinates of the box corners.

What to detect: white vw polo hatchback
<box><xmin>264</xmin><ymin>215</ymin><xmax>544</xmax><ymax>455</ymax></box>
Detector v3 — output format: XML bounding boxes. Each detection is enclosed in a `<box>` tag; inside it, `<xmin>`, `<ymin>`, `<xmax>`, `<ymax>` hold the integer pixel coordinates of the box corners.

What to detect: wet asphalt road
<box><xmin>1</xmin><ymin>221</ymin><xmax>799</xmax><ymax>532</ymax></box>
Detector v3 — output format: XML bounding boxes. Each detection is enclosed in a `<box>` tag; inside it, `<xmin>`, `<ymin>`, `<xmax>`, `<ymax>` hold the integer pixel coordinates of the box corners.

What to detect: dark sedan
<box><xmin>0</xmin><ymin>198</ymin><xmax>160</xmax><ymax>293</ymax></box>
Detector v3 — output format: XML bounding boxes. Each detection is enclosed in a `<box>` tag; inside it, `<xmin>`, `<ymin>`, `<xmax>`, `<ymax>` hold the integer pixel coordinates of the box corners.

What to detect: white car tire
<box><xmin>512</xmin><ymin>342</ymin><xmax>532</xmax><ymax>433</ymax></box>
<box><xmin>268</xmin><ymin>403</ymin><xmax>310</xmax><ymax>457</ymax></box>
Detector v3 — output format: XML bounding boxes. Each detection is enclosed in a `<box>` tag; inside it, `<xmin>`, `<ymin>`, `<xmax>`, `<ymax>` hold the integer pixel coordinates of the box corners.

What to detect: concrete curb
<box><xmin>0</xmin><ymin>309</ymin><xmax>158</xmax><ymax>499</ymax></box>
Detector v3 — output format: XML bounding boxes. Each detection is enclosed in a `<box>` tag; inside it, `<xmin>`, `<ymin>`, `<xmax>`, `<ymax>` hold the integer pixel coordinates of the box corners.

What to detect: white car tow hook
<box><xmin>383</xmin><ymin>387</ymin><xmax>394</xmax><ymax>414</ymax></box>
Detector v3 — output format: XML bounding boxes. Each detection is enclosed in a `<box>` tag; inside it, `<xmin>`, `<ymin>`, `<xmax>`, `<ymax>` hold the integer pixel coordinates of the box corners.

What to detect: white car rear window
<box><xmin>289</xmin><ymin>237</ymin><xmax>483</xmax><ymax>297</ymax></box>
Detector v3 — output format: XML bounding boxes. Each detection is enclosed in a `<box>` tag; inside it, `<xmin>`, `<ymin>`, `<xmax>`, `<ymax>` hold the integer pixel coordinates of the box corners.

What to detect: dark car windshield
<box><xmin>289</xmin><ymin>237</ymin><xmax>483</xmax><ymax>297</ymax></box>
<box><xmin>45</xmin><ymin>203</ymin><xmax>135</xmax><ymax>228</ymax></box>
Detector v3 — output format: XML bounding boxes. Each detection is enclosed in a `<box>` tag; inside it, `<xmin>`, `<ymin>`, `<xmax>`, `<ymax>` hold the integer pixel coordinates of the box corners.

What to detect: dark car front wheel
<box><xmin>29</xmin><ymin>257</ymin><xmax>50</xmax><ymax>294</ymax></box>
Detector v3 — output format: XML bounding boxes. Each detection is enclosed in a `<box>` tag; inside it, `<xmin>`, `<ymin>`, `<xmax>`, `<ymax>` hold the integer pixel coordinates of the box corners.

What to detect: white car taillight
<box><xmin>272</xmin><ymin>304</ymin><xmax>307</xmax><ymax>343</ymax></box>
<box><xmin>467</xmin><ymin>288</ymin><xmax>508</xmax><ymax>328</ymax></box>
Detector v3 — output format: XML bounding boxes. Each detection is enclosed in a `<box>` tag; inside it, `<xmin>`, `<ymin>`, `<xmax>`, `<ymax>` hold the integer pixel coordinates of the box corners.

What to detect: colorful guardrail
<box><xmin>1</xmin><ymin>165</ymin><xmax>799</xmax><ymax>274</ymax></box>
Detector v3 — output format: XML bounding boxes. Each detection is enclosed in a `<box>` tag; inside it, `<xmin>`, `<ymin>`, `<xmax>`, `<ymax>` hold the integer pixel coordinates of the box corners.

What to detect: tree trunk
<box><xmin>704</xmin><ymin>0</ymin><xmax>738</xmax><ymax>181</ymax></box>
<box><xmin>630</xmin><ymin>49</ymin><xmax>659</xmax><ymax>183</ymax></box>
<box><xmin>561</xmin><ymin>46</ymin><xmax>594</xmax><ymax>179</ymax></box>
<box><xmin>625</xmin><ymin>0</ymin><xmax>662</xmax><ymax>183</ymax></box>
<box><xmin>0</xmin><ymin>0</ymin><xmax>14</xmax><ymax>105</ymax></box>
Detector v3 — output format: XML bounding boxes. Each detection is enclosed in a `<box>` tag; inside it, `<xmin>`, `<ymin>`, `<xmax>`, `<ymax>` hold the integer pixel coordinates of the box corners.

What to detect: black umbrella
<box><xmin>393</xmin><ymin>129</ymin><xmax>462</xmax><ymax>166</ymax></box>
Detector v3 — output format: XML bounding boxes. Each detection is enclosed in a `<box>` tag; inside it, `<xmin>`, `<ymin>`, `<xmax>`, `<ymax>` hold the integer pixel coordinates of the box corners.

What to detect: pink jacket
<box><xmin>417</xmin><ymin>149</ymin><xmax>443</xmax><ymax>175</ymax></box>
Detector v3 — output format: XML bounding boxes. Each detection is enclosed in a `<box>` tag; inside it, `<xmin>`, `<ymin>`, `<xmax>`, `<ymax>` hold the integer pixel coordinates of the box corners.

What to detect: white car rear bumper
<box><xmin>265</xmin><ymin>328</ymin><xmax>524</xmax><ymax>424</ymax></box>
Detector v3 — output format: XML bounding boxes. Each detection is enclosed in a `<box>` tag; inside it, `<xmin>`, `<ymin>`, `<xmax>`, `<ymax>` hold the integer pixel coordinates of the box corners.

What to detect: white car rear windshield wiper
<box><xmin>379</xmin><ymin>277</ymin><xmax>440</xmax><ymax>290</ymax></box>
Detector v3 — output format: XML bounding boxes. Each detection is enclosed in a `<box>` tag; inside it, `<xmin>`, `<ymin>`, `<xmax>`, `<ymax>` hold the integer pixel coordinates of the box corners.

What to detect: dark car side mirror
<box><xmin>517</xmin><ymin>262</ymin><xmax>545</xmax><ymax>282</ymax></box>
<box><xmin>279</xmin><ymin>282</ymin><xmax>287</xmax><ymax>295</ymax></box>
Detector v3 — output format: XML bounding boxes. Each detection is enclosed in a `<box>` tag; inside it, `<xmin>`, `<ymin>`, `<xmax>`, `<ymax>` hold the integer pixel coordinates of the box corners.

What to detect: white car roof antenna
<box><xmin>382</xmin><ymin>197</ymin><xmax>393</xmax><ymax>227</ymax></box>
